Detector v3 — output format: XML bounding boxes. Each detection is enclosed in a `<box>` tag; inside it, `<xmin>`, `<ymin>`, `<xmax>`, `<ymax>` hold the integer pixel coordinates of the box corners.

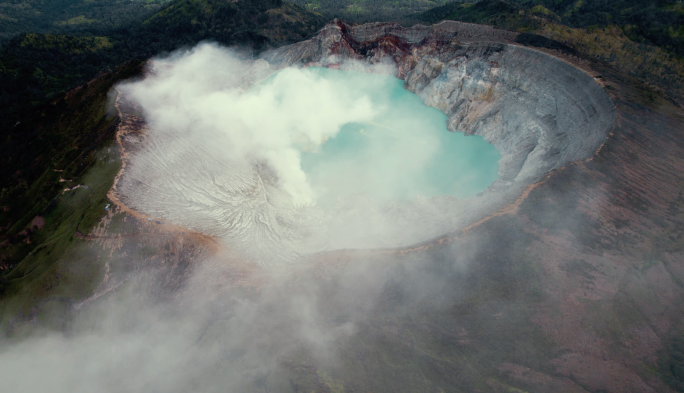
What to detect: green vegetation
<box><xmin>0</xmin><ymin>59</ymin><xmax>147</xmax><ymax>335</ymax></box>
<box><xmin>0</xmin><ymin>0</ymin><xmax>325</xmax><ymax>300</ymax></box>
<box><xmin>418</xmin><ymin>0</ymin><xmax>684</xmax><ymax>105</ymax></box>
<box><xmin>415</xmin><ymin>1</ymin><xmax>540</xmax><ymax>32</ymax></box>
<box><xmin>55</xmin><ymin>15</ymin><xmax>99</xmax><ymax>26</ymax></box>
<box><xmin>529</xmin><ymin>4</ymin><xmax>554</xmax><ymax>17</ymax></box>
<box><xmin>0</xmin><ymin>60</ymin><xmax>144</xmax><ymax>273</ymax></box>
<box><xmin>0</xmin><ymin>0</ymin><xmax>170</xmax><ymax>42</ymax></box>
<box><xmin>535</xmin><ymin>23</ymin><xmax>684</xmax><ymax>104</ymax></box>
<box><xmin>0</xmin><ymin>2</ymin><xmax>682</xmax><ymax>389</ymax></box>
<box><xmin>287</xmin><ymin>0</ymin><xmax>454</xmax><ymax>24</ymax></box>
<box><xmin>137</xmin><ymin>0</ymin><xmax>321</xmax><ymax>47</ymax></box>
<box><xmin>0</xmin><ymin>0</ymin><xmax>325</xmax><ymax>148</ymax></box>
<box><xmin>19</xmin><ymin>33</ymin><xmax>112</xmax><ymax>53</ymax></box>
<box><xmin>0</xmin><ymin>1</ymin><xmax>326</xmax><ymax>330</ymax></box>
<box><xmin>421</xmin><ymin>0</ymin><xmax>531</xmax><ymax>29</ymax></box>
<box><xmin>0</xmin><ymin>147</ymin><xmax>121</xmax><ymax>333</ymax></box>
<box><xmin>421</xmin><ymin>0</ymin><xmax>684</xmax><ymax>56</ymax></box>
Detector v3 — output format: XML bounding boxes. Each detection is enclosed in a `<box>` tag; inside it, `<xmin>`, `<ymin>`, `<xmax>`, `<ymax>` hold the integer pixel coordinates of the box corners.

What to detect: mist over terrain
<box><xmin>116</xmin><ymin>44</ymin><xmax>502</xmax><ymax>261</ymax></box>
<box><xmin>1</xmin><ymin>1</ymin><xmax>684</xmax><ymax>392</ymax></box>
<box><xmin>0</xmin><ymin>236</ymin><xmax>486</xmax><ymax>393</ymax></box>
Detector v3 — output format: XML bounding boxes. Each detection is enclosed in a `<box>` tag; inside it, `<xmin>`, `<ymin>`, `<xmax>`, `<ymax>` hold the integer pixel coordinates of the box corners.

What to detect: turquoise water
<box><xmin>264</xmin><ymin>67</ymin><xmax>500</xmax><ymax>205</ymax></box>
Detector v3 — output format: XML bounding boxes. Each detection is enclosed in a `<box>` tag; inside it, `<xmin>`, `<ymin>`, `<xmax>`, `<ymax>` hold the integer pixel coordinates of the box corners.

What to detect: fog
<box><xmin>0</xmin><ymin>12</ymin><xmax>642</xmax><ymax>390</ymax></box>
<box><xmin>0</xmin><ymin>44</ymin><xmax>504</xmax><ymax>393</ymax></box>
<box><xmin>1</xmin><ymin>241</ymin><xmax>487</xmax><ymax>393</ymax></box>
<box><xmin>114</xmin><ymin>44</ymin><xmax>499</xmax><ymax>262</ymax></box>
<box><xmin>122</xmin><ymin>44</ymin><xmax>383</xmax><ymax>206</ymax></box>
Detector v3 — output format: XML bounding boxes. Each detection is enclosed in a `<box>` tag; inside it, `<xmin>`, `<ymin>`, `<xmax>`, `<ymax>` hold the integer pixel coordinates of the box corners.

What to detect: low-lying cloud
<box><xmin>121</xmin><ymin>44</ymin><xmax>381</xmax><ymax>205</ymax></box>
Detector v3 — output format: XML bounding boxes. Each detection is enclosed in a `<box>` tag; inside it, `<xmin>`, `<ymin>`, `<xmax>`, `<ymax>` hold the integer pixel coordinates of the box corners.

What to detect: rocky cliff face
<box><xmin>250</xmin><ymin>20</ymin><xmax>616</xmax><ymax>251</ymax></box>
<box><xmin>265</xmin><ymin>19</ymin><xmax>615</xmax><ymax>186</ymax></box>
<box><xmin>407</xmin><ymin>44</ymin><xmax>614</xmax><ymax>183</ymax></box>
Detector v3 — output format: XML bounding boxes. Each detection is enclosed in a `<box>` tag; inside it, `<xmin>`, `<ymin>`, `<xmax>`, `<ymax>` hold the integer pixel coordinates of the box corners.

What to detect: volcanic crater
<box><xmin>115</xmin><ymin>20</ymin><xmax>615</xmax><ymax>263</ymax></box>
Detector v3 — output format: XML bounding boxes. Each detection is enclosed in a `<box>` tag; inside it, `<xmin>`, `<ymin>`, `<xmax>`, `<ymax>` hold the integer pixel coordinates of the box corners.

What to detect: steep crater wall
<box><xmin>406</xmin><ymin>43</ymin><xmax>615</xmax><ymax>184</ymax></box>
<box><xmin>115</xmin><ymin>21</ymin><xmax>616</xmax><ymax>262</ymax></box>
<box><xmin>265</xmin><ymin>20</ymin><xmax>615</xmax><ymax>189</ymax></box>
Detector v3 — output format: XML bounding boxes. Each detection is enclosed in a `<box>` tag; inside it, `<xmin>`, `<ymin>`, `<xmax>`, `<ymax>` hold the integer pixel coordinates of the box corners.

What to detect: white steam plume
<box><xmin>116</xmin><ymin>43</ymin><xmax>498</xmax><ymax>263</ymax></box>
<box><xmin>121</xmin><ymin>44</ymin><xmax>378</xmax><ymax>206</ymax></box>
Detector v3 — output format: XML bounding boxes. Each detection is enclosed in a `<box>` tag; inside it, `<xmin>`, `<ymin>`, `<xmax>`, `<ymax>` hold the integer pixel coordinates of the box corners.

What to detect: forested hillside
<box><xmin>421</xmin><ymin>0</ymin><xmax>684</xmax><ymax>57</ymax></box>
<box><xmin>0</xmin><ymin>0</ymin><xmax>325</xmax><ymax>270</ymax></box>
<box><xmin>287</xmin><ymin>0</ymin><xmax>453</xmax><ymax>23</ymax></box>
<box><xmin>0</xmin><ymin>0</ymin><xmax>170</xmax><ymax>42</ymax></box>
<box><xmin>0</xmin><ymin>0</ymin><xmax>324</xmax><ymax>128</ymax></box>
<box><xmin>418</xmin><ymin>0</ymin><xmax>684</xmax><ymax>107</ymax></box>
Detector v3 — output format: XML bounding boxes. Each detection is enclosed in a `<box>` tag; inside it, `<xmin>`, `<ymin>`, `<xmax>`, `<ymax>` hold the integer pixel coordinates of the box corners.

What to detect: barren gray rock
<box><xmin>264</xmin><ymin>19</ymin><xmax>614</xmax><ymax>186</ymax></box>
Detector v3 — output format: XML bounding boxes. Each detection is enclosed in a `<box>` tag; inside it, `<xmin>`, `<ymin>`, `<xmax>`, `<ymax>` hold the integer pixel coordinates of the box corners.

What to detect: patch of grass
<box><xmin>142</xmin><ymin>0</ymin><xmax>212</xmax><ymax>26</ymax></box>
<box><xmin>55</xmin><ymin>15</ymin><xmax>97</xmax><ymax>26</ymax></box>
<box><xmin>0</xmin><ymin>60</ymin><xmax>143</xmax><ymax>274</ymax></box>
<box><xmin>420</xmin><ymin>0</ymin><xmax>541</xmax><ymax>31</ymax></box>
<box><xmin>0</xmin><ymin>145</ymin><xmax>122</xmax><ymax>334</ymax></box>
<box><xmin>319</xmin><ymin>371</ymin><xmax>345</xmax><ymax>393</ymax></box>
<box><xmin>530</xmin><ymin>4</ymin><xmax>559</xmax><ymax>21</ymax></box>
<box><xmin>0</xmin><ymin>13</ymin><xmax>18</xmax><ymax>22</ymax></box>
<box><xmin>535</xmin><ymin>22</ymin><xmax>684</xmax><ymax>104</ymax></box>
<box><xmin>19</xmin><ymin>33</ymin><xmax>112</xmax><ymax>53</ymax></box>
<box><xmin>419</xmin><ymin>0</ymin><xmax>684</xmax><ymax>105</ymax></box>
<box><xmin>346</xmin><ymin>4</ymin><xmax>365</xmax><ymax>16</ymax></box>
